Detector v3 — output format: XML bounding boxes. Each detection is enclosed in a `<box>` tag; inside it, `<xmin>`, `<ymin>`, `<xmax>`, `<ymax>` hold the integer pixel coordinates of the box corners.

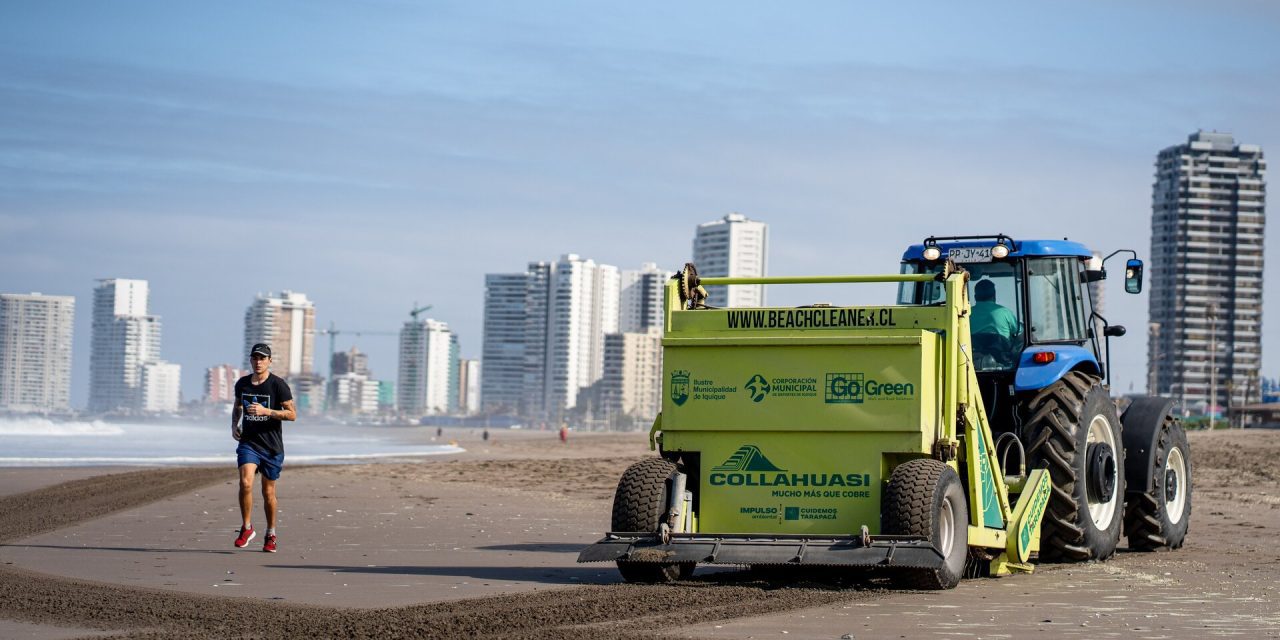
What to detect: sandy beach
<box><xmin>0</xmin><ymin>428</ymin><xmax>1277</xmax><ymax>639</ymax></box>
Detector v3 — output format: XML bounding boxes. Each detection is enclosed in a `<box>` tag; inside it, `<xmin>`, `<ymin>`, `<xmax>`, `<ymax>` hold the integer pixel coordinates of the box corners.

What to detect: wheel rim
<box><xmin>1086</xmin><ymin>414</ymin><xmax>1119</xmax><ymax>530</ymax></box>
<box><xmin>939</xmin><ymin>495</ymin><xmax>955</xmax><ymax>555</ymax></box>
<box><xmin>1165</xmin><ymin>446</ymin><xmax>1188</xmax><ymax>524</ymax></box>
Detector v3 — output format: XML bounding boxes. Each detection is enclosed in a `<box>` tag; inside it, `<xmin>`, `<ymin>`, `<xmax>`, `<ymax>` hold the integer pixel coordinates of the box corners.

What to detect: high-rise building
<box><xmin>525</xmin><ymin>255</ymin><xmax>618</xmax><ymax>422</ymax></box>
<box><xmin>480</xmin><ymin>273</ymin><xmax>529</xmax><ymax>415</ymax></box>
<box><xmin>457</xmin><ymin>359</ymin><xmax>481</xmax><ymax>414</ymax></box>
<box><xmin>331</xmin><ymin>347</ymin><xmax>369</xmax><ymax>377</ymax></box>
<box><xmin>620</xmin><ymin>263</ymin><xmax>669</xmax><ymax>333</ymax></box>
<box><xmin>1148</xmin><ymin>131</ymin><xmax>1266</xmax><ymax>412</ymax></box>
<box><xmin>600</xmin><ymin>328</ymin><xmax>663</xmax><ymax>429</ymax></box>
<box><xmin>89</xmin><ymin>279</ymin><xmax>162</xmax><ymax>413</ymax></box>
<box><xmin>205</xmin><ymin>364</ymin><xmax>246</xmax><ymax>404</ymax></box>
<box><xmin>243</xmin><ymin>291</ymin><xmax>315</xmax><ymax>378</ymax></box>
<box><xmin>289</xmin><ymin>373</ymin><xmax>326</xmax><ymax>416</ymax></box>
<box><xmin>481</xmin><ymin>255</ymin><xmax>621</xmax><ymax>422</ymax></box>
<box><xmin>398</xmin><ymin>318</ymin><xmax>458</xmax><ymax>416</ymax></box>
<box><xmin>0</xmin><ymin>293</ymin><xmax>75</xmax><ymax>412</ymax></box>
<box><xmin>692</xmin><ymin>213</ymin><xmax>769</xmax><ymax>308</ymax></box>
<box><xmin>139</xmin><ymin>361</ymin><xmax>181</xmax><ymax>412</ymax></box>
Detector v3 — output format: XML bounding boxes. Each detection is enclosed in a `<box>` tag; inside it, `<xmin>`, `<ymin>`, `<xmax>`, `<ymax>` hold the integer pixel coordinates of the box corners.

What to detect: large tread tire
<box><xmin>611</xmin><ymin>457</ymin><xmax>683</xmax><ymax>584</ymax></box>
<box><xmin>1125</xmin><ymin>414</ymin><xmax>1192</xmax><ymax>550</ymax></box>
<box><xmin>1021</xmin><ymin>371</ymin><xmax>1125</xmax><ymax>562</ymax></box>
<box><xmin>882</xmin><ymin>459</ymin><xmax>967</xmax><ymax>590</ymax></box>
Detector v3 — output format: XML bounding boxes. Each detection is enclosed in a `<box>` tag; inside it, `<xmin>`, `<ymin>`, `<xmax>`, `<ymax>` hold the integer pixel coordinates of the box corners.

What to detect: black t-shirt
<box><xmin>234</xmin><ymin>373</ymin><xmax>293</xmax><ymax>456</ymax></box>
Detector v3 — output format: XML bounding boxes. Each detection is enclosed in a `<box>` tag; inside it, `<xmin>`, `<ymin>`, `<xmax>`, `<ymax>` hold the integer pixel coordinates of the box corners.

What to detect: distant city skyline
<box><xmin>3</xmin><ymin>2</ymin><xmax>1278</xmax><ymax>406</ymax></box>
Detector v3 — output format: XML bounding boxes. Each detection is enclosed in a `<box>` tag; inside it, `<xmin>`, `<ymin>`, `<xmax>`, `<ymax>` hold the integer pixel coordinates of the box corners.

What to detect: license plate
<box><xmin>948</xmin><ymin>247</ymin><xmax>993</xmax><ymax>263</ymax></box>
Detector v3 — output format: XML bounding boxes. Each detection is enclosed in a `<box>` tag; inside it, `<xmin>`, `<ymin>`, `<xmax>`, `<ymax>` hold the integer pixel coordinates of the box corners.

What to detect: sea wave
<box><xmin>0</xmin><ymin>418</ymin><xmax>126</xmax><ymax>437</ymax></box>
<box><xmin>0</xmin><ymin>447</ymin><xmax>466</xmax><ymax>467</ymax></box>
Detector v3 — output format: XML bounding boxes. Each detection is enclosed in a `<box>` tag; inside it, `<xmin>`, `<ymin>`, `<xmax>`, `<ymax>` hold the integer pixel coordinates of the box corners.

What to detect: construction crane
<box><xmin>409</xmin><ymin>302</ymin><xmax>433</xmax><ymax>321</ymax></box>
<box><xmin>316</xmin><ymin>322</ymin><xmax>397</xmax><ymax>380</ymax></box>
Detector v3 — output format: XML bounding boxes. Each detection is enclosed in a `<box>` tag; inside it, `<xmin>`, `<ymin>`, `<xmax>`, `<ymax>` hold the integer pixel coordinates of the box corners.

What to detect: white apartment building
<box><xmin>398</xmin><ymin>318</ymin><xmax>458</xmax><ymax>416</ymax></box>
<box><xmin>0</xmin><ymin>293</ymin><xmax>75</xmax><ymax>412</ymax></box>
<box><xmin>139</xmin><ymin>361</ymin><xmax>181</xmax><ymax>412</ymax></box>
<box><xmin>1149</xmin><ymin>131</ymin><xmax>1266</xmax><ymax>410</ymax></box>
<box><xmin>329</xmin><ymin>372</ymin><xmax>380</xmax><ymax>415</ymax></box>
<box><xmin>457</xmin><ymin>359</ymin><xmax>481</xmax><ymax>415</ymax></box>
<box><xmin>243</xmin><ymin>291</ymin><xmax>315</xmax><ymax>378</ymax></box>
<box><xmin>692</xmin><ymin>213</ymin><xmax>769</xmax><ymax>307</ymax></box>
<box><xmin>89</xmin><ymin>279</ymin><xmax>162</xmax><ymax>413</ymax></box>
<box><xmin>620</xmin><ymin>263</ymin><xmax>669</xmax><ymax>333</ymax></box>
<box><xmin>525</xmin><ymin>255</ymin><xmax>619</xmax><ymax>422</ymax></box>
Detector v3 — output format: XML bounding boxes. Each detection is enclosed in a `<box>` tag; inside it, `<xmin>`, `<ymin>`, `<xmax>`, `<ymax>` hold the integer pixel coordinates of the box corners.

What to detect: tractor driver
<box><xmin>970</xmin><ymin>279</ymin><xmax>1020</xmax><ymax>367</ymax></box>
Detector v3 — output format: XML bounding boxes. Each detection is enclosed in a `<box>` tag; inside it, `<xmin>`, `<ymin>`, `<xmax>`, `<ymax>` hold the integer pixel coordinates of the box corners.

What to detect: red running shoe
<box><xmin>234</xmin><ymin>526</ymin><xmax>255</xmax><ymax>548</ymax></box>
<box><xmin>263</xmin><ymin>533</ymin><xmax>277</xmax><ymax>553</ymax></box>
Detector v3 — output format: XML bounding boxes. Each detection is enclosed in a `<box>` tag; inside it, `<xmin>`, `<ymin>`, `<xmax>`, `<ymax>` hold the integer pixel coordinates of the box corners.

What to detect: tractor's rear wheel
<box><xmin>1125</xmin><ymin>413</ymin><xmax>1192</xmax><ymax>550</ymax></box>
<box><xmin>1021</xmin><ymin>372</ymin><xmax>1125</xmax><ymax>561</ymax></box>
<box><xmin>882</xmin><ymin>459</ymin><xmax>967</xmax><ymax>589</ymax></box>
<box><xmin>611</xmin><ymin>457</ymin><xmax>685</xmax><ymax>583</ymax></box>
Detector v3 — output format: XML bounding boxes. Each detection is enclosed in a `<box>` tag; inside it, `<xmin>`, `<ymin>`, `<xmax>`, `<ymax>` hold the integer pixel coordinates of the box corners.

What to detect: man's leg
<box><xmin>261</xmin><ymin>477</ymin><xmax>277</xmax><ymax>531</ymax></box>
<box><xmin>238</xmin><ymin>463</ymin><xmax>257</xmax><ymax>529</ymax></box>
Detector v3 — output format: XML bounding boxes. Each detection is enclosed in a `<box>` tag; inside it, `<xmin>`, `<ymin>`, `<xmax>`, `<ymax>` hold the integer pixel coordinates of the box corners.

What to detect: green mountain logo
<box><xmin>712</xmin><ymin>445</ymin><xmax>786</xmax><ymax>472</ymax></box>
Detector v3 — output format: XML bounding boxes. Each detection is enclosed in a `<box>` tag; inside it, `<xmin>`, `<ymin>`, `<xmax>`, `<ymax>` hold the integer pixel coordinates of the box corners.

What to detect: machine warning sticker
<box><xmin>726</xmin><ymin>307</ymin><xmax>897</xmax><ymax>330</ymax></box>
<box><xmin>825</xmin><ymin>373</ymin><xmax>915</xmax><ymax>403</ymax></box>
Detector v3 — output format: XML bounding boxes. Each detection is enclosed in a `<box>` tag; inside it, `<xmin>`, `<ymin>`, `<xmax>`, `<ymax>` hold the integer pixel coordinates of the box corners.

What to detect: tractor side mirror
<box><xmin>1104</xmin><ymin>325</ymin><xmax>1127</xmax><ymax>337</ymax></box>
<box><xmin>1124</xmin><ymin>259</ymin><xmax>1143</xmax><ymax>294</ymax></box>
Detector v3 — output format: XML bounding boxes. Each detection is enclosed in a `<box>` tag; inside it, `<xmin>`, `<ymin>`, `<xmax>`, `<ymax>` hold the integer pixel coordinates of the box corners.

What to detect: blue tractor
<box><xmin>898</xmin><ymin>235</ymin><xmax>1191</xmax><ymax>562</ymax></box>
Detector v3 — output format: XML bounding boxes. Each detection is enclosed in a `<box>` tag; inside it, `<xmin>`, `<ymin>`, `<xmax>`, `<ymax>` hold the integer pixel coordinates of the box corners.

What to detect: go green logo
<box><xmin>745</xmin><ymin>374</ymin><xmax>771</xmax><ymax>402</ymax></box>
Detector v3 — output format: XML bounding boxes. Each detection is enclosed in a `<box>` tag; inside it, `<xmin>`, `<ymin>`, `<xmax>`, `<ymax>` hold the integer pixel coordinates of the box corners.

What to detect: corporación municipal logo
<box><xmin>712</xmin><ymin>445</ymin><xmax>786</xmax><ymax>472</ymax></box>
<box><xmin>670</xmin><ymin>370</ymin><xmax>690</xmax><ymax>406</ymax></box>
<box><xmin>745</xmin><ymin>374</ymin><xmax>771</xmax><ymax>402</ymax></box>
<box><xmin>826</xmin><ymin>373</ymin><xmax>864</xmax><ymax>403</ymax></box>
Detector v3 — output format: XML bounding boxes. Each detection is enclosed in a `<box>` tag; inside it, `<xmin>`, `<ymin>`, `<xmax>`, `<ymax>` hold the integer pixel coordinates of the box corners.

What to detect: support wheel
<box><xmin>1021</xmin><ymin>372</ymin><xmax>1125</xmax><ymax>561</ymax></box>
<box><xmin>611</xmin><ymin>458</ymin><xmax>683</xmax><ymax>583</ymax></box>
<box><xmin>882</xmin><ymin>459</ymin><xmax>968</xmax><ymax>589</ymax></box>
<box><xmin>1125</xmin><ymin>413</ymin><xmax>1191</xmax><ymax>550</ymax></box>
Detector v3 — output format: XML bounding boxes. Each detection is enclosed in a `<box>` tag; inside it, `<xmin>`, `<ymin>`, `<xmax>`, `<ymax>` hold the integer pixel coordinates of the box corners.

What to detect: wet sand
<box><xmin>0</xmin><ymin>428</ymin><xmax>1276</xmax><ymax>638</ymax></box>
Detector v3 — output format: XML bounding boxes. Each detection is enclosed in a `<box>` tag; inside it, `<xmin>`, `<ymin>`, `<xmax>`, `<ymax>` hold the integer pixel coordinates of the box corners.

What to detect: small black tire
<box><xmin>611</xmin><ymin>457</ymin><xmax>683</xmax><ymax>584</ymax></box>
<box><xmin>1021</xmin><ymin>371</ymin><xmax>1125</xmax><ymax>561</ymax></box>
<box><xmin>882</xmin><ymin>459</ymin><xmax>968</xmax><ymax>590</ymax></box>
<box><xmin>1125</xmin><ymin>413</ymin><xmax>1192</xmax><ymax>550</ymax></box>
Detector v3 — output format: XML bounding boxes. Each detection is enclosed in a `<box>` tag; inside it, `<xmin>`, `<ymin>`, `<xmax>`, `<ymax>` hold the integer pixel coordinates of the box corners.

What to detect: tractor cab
<box><xmin>898</xmin><ymin>235</ymin><xmax>1142</xmax><ymax>432</ymax></box>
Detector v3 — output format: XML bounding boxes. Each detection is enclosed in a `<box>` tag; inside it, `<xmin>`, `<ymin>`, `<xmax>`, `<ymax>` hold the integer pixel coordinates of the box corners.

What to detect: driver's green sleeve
<box><xmin>971</xmin><ymin>302</ymin><xmax>1019</xmax><ymax>339</ymax></box>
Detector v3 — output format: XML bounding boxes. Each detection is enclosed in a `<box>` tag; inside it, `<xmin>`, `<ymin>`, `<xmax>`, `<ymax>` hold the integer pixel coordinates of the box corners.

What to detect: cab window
<box><xmin>1026</xmin><ymin>258</ymin><xmax>1087</xmax><ymax>342</ymax></box>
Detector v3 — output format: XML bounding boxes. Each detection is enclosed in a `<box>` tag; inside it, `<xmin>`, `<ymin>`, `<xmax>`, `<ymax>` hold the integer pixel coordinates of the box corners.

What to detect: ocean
<box><xmin>0</xmin><ymin>417</ymin><xmax>464</xmax><ymax>467</ymax></box>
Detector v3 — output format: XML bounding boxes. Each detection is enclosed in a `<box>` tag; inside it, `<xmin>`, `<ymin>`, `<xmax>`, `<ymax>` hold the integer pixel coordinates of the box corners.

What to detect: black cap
<box><xmin>250</xmin><ymin>343</ymin><xmax>272</xmax><ymax>358</ymax></box>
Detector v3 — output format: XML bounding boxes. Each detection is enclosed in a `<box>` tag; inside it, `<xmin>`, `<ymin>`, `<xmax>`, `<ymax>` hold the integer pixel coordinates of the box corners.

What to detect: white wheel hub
<box><xmin>1086</xmin><ymin>414</ymin><xmax>1119</xmax><ymax>530</ymax></box>
<box><xmin>1165</xmin><ymin>446</ymin><xmax>1188</xmax><ymax>524</ymax></box>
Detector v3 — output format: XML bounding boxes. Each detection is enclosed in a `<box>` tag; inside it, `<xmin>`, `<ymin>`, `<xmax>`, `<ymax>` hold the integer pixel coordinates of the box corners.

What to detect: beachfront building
<box><xmin>692</xmin><ymin>213</ymin><xmax>769</xmax><ymax>308</ymax></box>
<box><xmin>620</xmin><ymin>263</ymin><xmax>668</xmax><ymax>333</ymax></box>
<box><xmin>480</xmin><ymin>273</ymin><xmax>528</xmax><ymax>415</ymax></box>
<box><xmin>88</xmin><ymin>279</ymin><xmax>163</xmax><ymax>414</ymax></box>
<box><xmin>398</xmin><ymin>318</ymin><xmax>458</xmax><ymax>416</ymax></box>
<box><xmin>205</xmin><ymin>364</ymin><xmax>246</xmax><ymax>404</ymax></box>
<box><xmin>329</xmin><ymin>371</ymin><xmax>381</xmax><ymax>415</ymax></box>
<box><xmin>243</xmin><ymin>291</ymin><xmax>316</xmax><ymax>379</ymax></box>
<box><xmin>599</xmin><ymin>328</ymin><xmax>663</xmax><ymax>430</ymax></box>
<box><xmin>480</xmin><ymin>255</ymin><xmax>620</xmax><ymax>424</ymax></box>
<box><xmin>1148</xmin><ymin>131</ymin><xmax>1266</xmax><ymax>412</ymax></box>
<box><xmin>139</xmin><ymin>360</ymin><xmax>181</xmax><ymax>413</ymax></box>
<box><xmin>331</xmin><ymin>346</ymin><xmax>369</xmax><ymax>377</ymax></box>
<box><xmin>457</xmin><ymin>358</ymin><xmax>480</xmax><ymax>415</ymax></box>
<box><xmin>0</xmin><ymin>292</ymin><xmax>75</xmax><ymax>413</ymax></box>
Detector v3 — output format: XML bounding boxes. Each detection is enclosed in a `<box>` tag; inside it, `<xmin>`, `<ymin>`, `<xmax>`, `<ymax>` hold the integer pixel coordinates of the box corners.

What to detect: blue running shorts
<box><xmin>236</xmin><ymin>443</ymin><xmax>284</xmax><ymax>480</ymax></box>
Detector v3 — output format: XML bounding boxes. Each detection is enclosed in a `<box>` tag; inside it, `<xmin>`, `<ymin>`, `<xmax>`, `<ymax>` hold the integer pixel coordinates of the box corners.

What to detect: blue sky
<box><xmin>2</xmin><ymin>0</ymin><xmax>1277</xmax><ymax>406</ymax></box>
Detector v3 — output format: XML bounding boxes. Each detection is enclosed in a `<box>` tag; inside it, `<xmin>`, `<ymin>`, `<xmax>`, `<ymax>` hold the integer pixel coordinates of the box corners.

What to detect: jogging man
<box><xmin>231</xmin><ymin>343</ymin><xmax>296</xmax><ymax>552</ymax></box>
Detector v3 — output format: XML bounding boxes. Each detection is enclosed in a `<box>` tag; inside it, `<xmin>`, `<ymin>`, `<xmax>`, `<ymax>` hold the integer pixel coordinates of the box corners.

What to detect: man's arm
<box><xmin>276</xmin><ymin>399</ymin><xmax>296</xmax><ymax>422</ymax></box>
<box><xmin>231</xmin><ymin>403</ymin><xmax>243</xmax><ymax>440</ymax></box>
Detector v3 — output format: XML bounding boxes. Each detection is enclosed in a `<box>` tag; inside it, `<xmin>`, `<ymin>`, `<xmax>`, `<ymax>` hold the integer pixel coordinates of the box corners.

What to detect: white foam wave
<box><xmin>0</xmin><ymin>446</ymin><xmax>465</xmax><ymax>467</ymax></box>
<box><xmin>0</xmin><ymin>417</ymin><xmax>125</xmax><ymax>437</ymax></box>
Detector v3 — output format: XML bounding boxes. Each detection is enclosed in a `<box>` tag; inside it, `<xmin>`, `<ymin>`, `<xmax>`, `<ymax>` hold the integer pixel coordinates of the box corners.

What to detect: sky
<box><xmin>2</xmin><ymin>0</ymin><xmax>1278</xmax><ymax>407</ymax></box>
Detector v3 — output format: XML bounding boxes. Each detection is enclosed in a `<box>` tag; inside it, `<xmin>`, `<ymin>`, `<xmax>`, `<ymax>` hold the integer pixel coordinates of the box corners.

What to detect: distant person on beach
<box><xmin>231</xmin><ymin>343</ymin><xmax>296</xmax><ymax>553</ymax></box>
